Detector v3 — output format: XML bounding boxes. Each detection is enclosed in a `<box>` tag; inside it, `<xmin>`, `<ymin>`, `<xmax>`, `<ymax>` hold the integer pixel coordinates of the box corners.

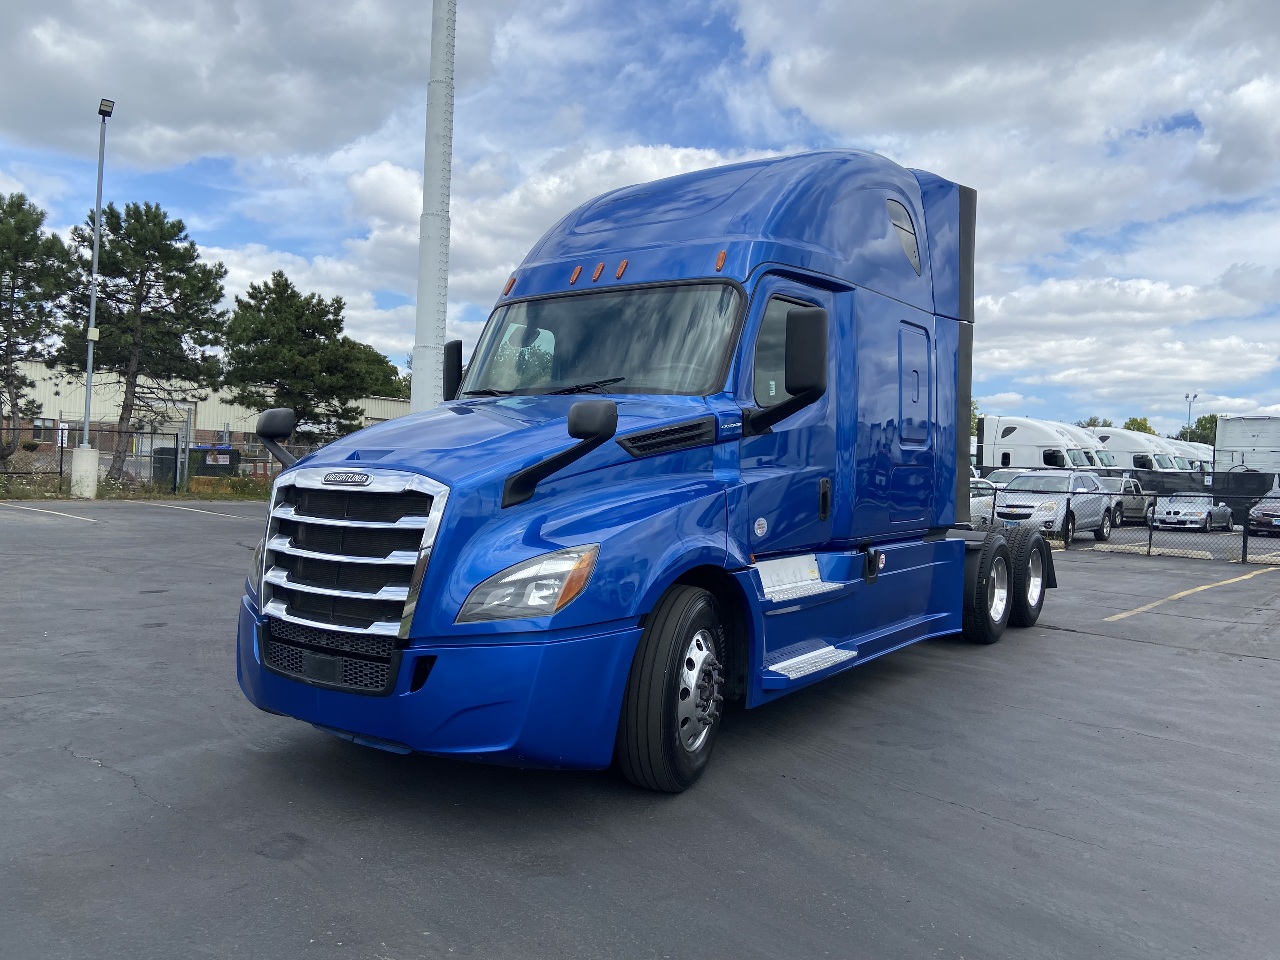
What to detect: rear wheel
<box><xmin>1007</xmin><ymin>528</ymin><xmax>1048</xmax><ymax>628</ymax></box>
<box><xmin>1094</xmin><ymin>509</ymin><xmax>1112</xmax><ymax>541</ymax></box>
<box><xmin>963</xmin><ymin>532</ymin><xmax>1012</xmax><ymax>645</ymax></box>
<box><xmin>616</xmin><ymin>586</ymin><xmax>725</xmax><ymax>793</ymax></box>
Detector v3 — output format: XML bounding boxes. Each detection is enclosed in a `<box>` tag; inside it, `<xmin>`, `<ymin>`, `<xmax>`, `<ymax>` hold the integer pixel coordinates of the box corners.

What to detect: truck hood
<box><xmin>292</xmin><ymin>394</ymin><xmax>716</xmax><ymax>488</ymax></box>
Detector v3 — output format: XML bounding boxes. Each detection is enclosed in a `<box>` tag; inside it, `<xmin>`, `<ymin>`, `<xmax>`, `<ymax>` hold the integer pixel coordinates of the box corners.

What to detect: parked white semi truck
<box><xmin>1216</xmin><ymin>416</ymin><xmax>1280</xmax><ymax>473</ymax></box>
<box><xmin>976</xmin><ymin>415</ymin><xmax>1088</xmax><ymax>471</ymax></box>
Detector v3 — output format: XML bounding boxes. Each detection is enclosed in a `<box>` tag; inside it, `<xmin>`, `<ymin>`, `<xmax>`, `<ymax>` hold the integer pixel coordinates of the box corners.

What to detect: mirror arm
<box><xmin>261</xmin><ymin>437</ymin><xmax>297</xmax><ymax>468</ymax></box>
<box><xmin>743</xmin><ymin>387</ymin><xmax>822</xmax><ymax>437</ymax></box>
<box><xmin>502</xmin><ymin>435</ymin><xmax>609</xmax><ymax>508</ymax></box>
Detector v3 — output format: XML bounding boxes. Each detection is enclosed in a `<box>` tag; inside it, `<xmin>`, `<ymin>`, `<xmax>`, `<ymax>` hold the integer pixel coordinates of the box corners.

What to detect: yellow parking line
<box><xmin>1104</xmin><ymin>566</ymin><xmax>1280</xmax><ymax>622</ymax></box>
<box><xmin>0</xmin><ymin>502</ymin><xmax>98</xmax><ymax>522</ymax></box>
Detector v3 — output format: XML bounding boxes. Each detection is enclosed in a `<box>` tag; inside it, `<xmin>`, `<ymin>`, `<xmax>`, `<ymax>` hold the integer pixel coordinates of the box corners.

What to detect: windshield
<box><xmin>1173</xmin><ymin>457</ymin><xmax>1191</xmax><ymax>470</ymax></box>
<box><xmin>1096</xmin><ymin>450</ymin><xmax>1117</xmax><ymax>466</ymax></box>
<box><xmin>1005</xmin><ymin>476</ymin><xmax>1070</xmax><ymax>492</ymax></box>
<box><xmin>1098</xmin><ymin>478</ymin><xmax>1123</xmax><ymax>492</ymax></box>
<box><xmin>1067</xmin><ymin>449</ymin><xmax>1089</xmax><ymax>467</ymax></box>
<box><xmin>462</xmin><ymin>283</ymin><xmax>742</xmax><ymax>396</ymax></box>
<box><xmin>1169</xmin><ymin>494</ymin><xmax>1211</xmax><ymax>505</ymax></box>
<box><xmin>987</xmin><ymin>470</ymin><xmax>1023</xmax><ymax>484</ymax></box>
<box><xmin>1154</xmin><ymin>455</ymin><xmax>1176</xmax><ymax>470</ymax></box>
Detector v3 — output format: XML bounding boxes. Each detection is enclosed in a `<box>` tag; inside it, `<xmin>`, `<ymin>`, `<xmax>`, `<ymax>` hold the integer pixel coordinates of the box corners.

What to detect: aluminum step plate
<box><xmin>768</xmin><ymin>644</ymin><xmax>857</xmax><ymax>680</ymax></box>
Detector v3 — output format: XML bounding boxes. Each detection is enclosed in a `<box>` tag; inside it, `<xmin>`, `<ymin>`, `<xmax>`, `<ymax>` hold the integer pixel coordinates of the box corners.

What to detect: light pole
<box><xmin>1184</xmin><ymin>391</ymin><xmax>1197</xmax><ymax>429</ymax></box>
<box><xmin>81</xmin><ymin>98</ymin><xmax>113</xmax><ymax>447</ymax></box>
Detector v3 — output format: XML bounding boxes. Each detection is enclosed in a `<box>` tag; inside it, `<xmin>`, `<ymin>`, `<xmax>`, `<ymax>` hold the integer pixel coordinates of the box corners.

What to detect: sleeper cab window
<box><xmin>886</xmin><ymin>199</ymin><xmax>921</xmax><ymax>275</ymax></box>
<box><xmin>752</xmin><ymin>297</ymin><xmax>803</xmax><ymax>408</ymax></box>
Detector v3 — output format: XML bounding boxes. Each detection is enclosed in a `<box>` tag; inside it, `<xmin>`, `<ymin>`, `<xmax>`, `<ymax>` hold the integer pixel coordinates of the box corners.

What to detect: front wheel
<box><xmin>616</xmin><ymin>585</ymin><xmax>726</xmax><ymax>793</ymax></box>
<box><xmin>1113</xmin><ymin>504</ymin><xmax>1124</xmax><ymax>527</ymax></box>
<box><xmin>1062</xmin><ymin>512</ymin><xmax>1076</xmax><ymax>543</ymax></box>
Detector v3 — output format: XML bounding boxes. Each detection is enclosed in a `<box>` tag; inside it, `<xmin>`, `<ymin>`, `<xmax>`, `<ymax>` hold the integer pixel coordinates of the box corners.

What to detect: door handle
<box><xmin>819</xmin><ymin>477</ymin><xmax>831</xmax><ymax>521</ymax></box>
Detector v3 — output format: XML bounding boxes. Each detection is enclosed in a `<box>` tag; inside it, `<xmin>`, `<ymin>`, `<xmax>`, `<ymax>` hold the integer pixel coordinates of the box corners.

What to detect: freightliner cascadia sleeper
<box><xmin>238</xmin><ymin>150</ymin><xmax>1056</xmax><ymax>792</ymax></box>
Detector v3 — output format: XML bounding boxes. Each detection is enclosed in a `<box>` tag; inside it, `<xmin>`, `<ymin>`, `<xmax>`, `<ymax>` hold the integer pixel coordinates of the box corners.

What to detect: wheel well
<box><xmin>673</xmin><ymin>566</ymin><xmax>751</xmax><ymax>702</ymax></box>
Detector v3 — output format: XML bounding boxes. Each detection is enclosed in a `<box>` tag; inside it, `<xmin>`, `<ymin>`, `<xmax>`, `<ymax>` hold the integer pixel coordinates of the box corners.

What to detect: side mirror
<box><xmin>745</xmin><ymin>307</ymin><xmax>828</xmax><ymax>435</ymax></box>
<box><xmin>256</xmin><ymin>408</ymin><xmax>298</xmax><ymax>468</ymax></box>
<box><xmin>256</xmin><ymin>408</ymin><xmax>296</xmax><ymax>441</ymax></box>
<box><xmin>503</xmin><ymin>399</ymin><xmax>619</xmax><ymax>507</ymax></box>
<box><xmin>443</xmin><ymin>339</ymin><xmax>463</xmax><ymax>401</ymax></box>
<box><xmin>568</xmin><ymin>399</ymin><xmax>619</xmax><ymax>441</ymax></box>
<box><xmin>784</xmin><ymin>307</ymin><xmax>828</xmax><ymax>395</ymax></box>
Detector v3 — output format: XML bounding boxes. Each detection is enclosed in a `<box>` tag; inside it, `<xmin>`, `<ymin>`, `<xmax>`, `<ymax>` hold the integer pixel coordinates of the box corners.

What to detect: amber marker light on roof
<box><xmin>615</xmin><ymin>259</ymin><xmax>629</xmax><ymax>280</ymax></box>
<box><xmin>715</xmin><ymin>250</ymin><xmax>727</xmax><ymax>272</ymax></box>
<box><xmin>503</xmin><ymin>276</ymin><xmax>516</xmax><ymax>295</ymax></box>
<box><xmin>592</xmin><ymin>262</ymin><xmax>604</xmax><ymax>282</ymax></box>
<box><xmin>569</xmin><ymin>265</ymin><xmax>582</xmax><ymax>285</ymax></box>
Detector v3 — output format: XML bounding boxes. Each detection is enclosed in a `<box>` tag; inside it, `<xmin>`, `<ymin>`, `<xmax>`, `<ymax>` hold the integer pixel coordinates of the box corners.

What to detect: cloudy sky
<box><xmin>2</xmin><ymin>0</ymin><xmax>1278</xmax><ymax>434</ymax></box>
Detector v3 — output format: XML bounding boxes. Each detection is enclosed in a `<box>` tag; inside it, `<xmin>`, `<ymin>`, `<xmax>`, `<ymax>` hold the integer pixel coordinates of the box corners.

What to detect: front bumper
<box><xmin>236</xmin><ymin>596</ymin><xmax>641</xmax><ymax>769</ymax></box>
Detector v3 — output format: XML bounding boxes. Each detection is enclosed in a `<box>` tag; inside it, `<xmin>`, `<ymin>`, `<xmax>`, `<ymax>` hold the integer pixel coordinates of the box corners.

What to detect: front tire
<box><xmin>616</xmin><ymin>585</ymin><xmax>726</xmax><ymax>793</ymax></box>
<box><xmin>963</xmin><ymin>532</ymin><xmax>1012</xmax><ymax>645</ymax></box>
<box><xmin>1113</xmin><ymin>504</ymin><xmax>1124</xmax><ymax>527</ymax></box>
<box><xmin>1063</xmin><ymin>512</ymin><xmax>1076</xmax><ymax>543</ymax></box>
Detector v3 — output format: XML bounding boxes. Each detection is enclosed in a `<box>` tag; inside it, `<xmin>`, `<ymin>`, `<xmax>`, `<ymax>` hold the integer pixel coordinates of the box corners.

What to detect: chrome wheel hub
<box><xmin>676</xmin><ymin>629</ymin><xmax>723</xmax><ymax>753</ymax></box>
<box><xmin>988</xmin><ymin>556</ymin><xmax>1009</xmax><ymax>624</ymax></box>
<box><xmin>1026</xmin><ymin>547</ymin><xmax>1044</xmax><ymax>608</ymax></box>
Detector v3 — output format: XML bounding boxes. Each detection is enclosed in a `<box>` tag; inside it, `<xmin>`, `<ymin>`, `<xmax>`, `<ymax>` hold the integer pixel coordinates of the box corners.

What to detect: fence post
<box><xmin>1152</xmin><ymin>499</ymin><xmax>1162</xmax><ymax>560</ymax></box>
<box><xmin>1242</xmin><ymin>509</ymin><xmax>1249</xmax><ymax>564</ymax></box>
<box><xmin>1063</xmin><ymin>495</ymin><xmax>1071</xmax><ymax>550</ymax></box>
<box><xmin>172</xmin><ymin>433</ymin><xmax>179</xmax><ymax>494</ymax></box>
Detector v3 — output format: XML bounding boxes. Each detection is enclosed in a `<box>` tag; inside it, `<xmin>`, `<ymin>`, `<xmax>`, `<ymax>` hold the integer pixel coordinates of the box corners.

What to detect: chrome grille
<box><xmin>258</xmin><ymin>467</ymin><xmax>449</xmax><ymax>695</ymax></box>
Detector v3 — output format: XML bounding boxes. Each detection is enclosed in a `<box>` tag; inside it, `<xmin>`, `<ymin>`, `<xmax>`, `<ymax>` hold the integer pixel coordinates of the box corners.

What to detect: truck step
<box><xmin>765</xmin><ymin>643</ymin><xmax>857</xmax><ymax>681</ymax></box>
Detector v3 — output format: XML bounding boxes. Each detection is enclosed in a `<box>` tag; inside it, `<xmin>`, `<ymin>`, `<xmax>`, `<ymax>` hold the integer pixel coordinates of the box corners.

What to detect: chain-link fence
<box><xmin>0</xmin><ymin>425</ymin><xmax>183</xmax><ymax>494</ymax></box>
<box><xmin>972</xmin><ymin>481</ymin><xmax>1280</xmax><ymax>565</ymax></box>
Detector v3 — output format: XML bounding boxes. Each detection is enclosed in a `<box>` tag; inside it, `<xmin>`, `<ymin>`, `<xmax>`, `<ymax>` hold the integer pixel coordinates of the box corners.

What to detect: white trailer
<box><xmin>1216</xmin><ymin>415</ymin><xmax>1280</xmax><ymax>473</ymax></box>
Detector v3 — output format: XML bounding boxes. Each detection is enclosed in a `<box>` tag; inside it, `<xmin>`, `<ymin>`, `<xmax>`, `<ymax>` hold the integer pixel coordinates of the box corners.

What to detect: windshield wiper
<box><xmin>545</xmin><ymin>377</ymin><xmax>626</xmax><ymax>395</ymax></box>
<box><xmin>461</xmin><ymin>388</ymin><xmax>515</xmax><ymax>397</ymax></box>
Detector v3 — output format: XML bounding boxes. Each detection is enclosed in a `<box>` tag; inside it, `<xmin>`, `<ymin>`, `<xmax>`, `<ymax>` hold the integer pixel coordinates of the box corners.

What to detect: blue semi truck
<box><xmin>238</xmin><ymin>150</ymin><xmax>1056</xmax><ymax>792</ymax></box>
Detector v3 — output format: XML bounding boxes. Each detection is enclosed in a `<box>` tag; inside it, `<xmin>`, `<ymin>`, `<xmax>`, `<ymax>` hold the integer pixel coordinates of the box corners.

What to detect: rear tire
<box><xmin>1094</xmin><ymin>509</ymin><xmax>1112</xmax><ymax>541</ymax></box>
<box><xmin>962</xmin><ymin>532</ymin><xmax>1012</xmax><ymax>645</ymax></box>
<box><xmin>616</xmin><ymin>586</ymin><xmax>725</xmax><ymax>793</ymax></box>
<box><xmin>1007</xmin><ymin>528</ymin><xmax>1048</xmax><ymax>628</ymax></box>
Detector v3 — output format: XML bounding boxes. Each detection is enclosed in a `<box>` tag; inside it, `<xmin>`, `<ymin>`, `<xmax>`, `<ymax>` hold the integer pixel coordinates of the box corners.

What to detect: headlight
<box><xmin>1034</xmin><ymin>501</ymin><xmax>1058</xmax><ymax>513</ymax></box>
<box><xmin>457</xmin><ymin>545</ymin><xmax>599</xmax><ymax>622</ymax></box>
<box><xmin>248</xmin><ymin>537</ymin><xmax>265</xmax><ymax>595</ymax></box>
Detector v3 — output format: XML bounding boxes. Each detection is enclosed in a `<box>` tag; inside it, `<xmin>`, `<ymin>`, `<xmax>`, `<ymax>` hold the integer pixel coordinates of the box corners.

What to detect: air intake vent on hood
<box><xmin>616</xmin><ymin>416</ymin><xmax>717</xmax><ymax>459</ymax></box>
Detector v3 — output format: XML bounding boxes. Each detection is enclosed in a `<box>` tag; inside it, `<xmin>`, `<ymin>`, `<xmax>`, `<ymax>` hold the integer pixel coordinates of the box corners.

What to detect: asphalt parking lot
<box><xmin>3</xmin><ymin>499</ymin><xmax>1279</xmax><ymax>960</ymax></box>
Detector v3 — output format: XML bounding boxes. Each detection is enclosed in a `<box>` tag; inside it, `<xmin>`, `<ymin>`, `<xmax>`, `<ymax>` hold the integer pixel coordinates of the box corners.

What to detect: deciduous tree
<box><xmin>1</xmin><ymin>194</ymin><xmax>73</xmax><ymax>468</ymax></box>
<box><xmin>1074</xmin><ymin>415</ymin><xmax>1114</xmax><ymax>428</ymax></box>
<box><xmin>223</xmin><ymin>271</ymin><xmax>406</xmax><ymax>442</ymax></box>
<box><xmin>55</xmin><ymin>202</ymin><xmax>226</xmax><ymax>480</ymax></box>
<box><xmin>1122</xmin><ymin>416</ymin><xmax>1156</xmax><ymax>435</ymax></box>
<box><xmin>1175</xmin><ymin>414</ymin><xmax>1217</xmax><ymax>445</ymax></box>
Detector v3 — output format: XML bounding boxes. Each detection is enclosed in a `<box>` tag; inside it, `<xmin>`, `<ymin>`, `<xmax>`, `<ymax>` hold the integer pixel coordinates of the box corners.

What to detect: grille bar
<box><xmin>271</xmin><ymin>504</ymin><xmax>431</xmax><ymax>529</ymax></box>
<box><xmin>262</xmin><ymin>601</ymin><xmax>403</xmax><ymax>637</ymax></box>
<box><xmin>264</xmin><ymin>567</ymin><xmax>411</xmax><ymax>601</ymax></box>
<box><xmin>267</xmin><ymin>535</ymin><xmax>419</xmax><ymax>565</ymax></box>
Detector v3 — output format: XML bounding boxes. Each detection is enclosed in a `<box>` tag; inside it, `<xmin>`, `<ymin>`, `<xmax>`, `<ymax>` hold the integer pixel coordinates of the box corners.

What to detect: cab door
<box><xmin>738</xmin><ymin>277</ymin><xmax>837</xmax><ymax>557</ymax></box>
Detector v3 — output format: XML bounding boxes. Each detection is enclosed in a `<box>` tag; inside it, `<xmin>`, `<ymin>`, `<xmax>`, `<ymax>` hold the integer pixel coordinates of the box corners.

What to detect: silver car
<box><xmin>970</xmin><ymin>478</ymin><xmax>999</xmax><ymax>529</ymax></box>
<box><xmin>996</xmin><ymin>470</ymin><xmax>1112</xmax><ymax>541</ymax></box>
<box><xmin>1152</xmin><ymin>493</ymin><xmax>1233</xmax><ymax>531</ymax></box>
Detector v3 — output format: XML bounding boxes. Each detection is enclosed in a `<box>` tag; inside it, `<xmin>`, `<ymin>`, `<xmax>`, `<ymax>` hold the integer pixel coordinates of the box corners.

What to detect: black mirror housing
<box><xmin>784</xmin><ymin>307</ymin><xmax>828</xmax><ymax>395</ymax></box>
<box><xmin>256</xmin><ymin>408</ymin><xmax>296</xmax><ymax>441</ymax></box>
<box><xmin>443</xmin><ymin>339</ymin><xmax>463</xmax><ymax>401</ymax></box>
<box><xmin>503</xmin><ymin>399</ymin><xmax>618</xmax><ymax>507</ymax></box>
<box><xmin>568</xmin><ymin>399</ymin><xmax>619</xmax><ymax>441</ymax></box>
<box><xmin>745</xmin><ymin>307</ymin><xmax>828</xmax><ymax>436</ymax></box>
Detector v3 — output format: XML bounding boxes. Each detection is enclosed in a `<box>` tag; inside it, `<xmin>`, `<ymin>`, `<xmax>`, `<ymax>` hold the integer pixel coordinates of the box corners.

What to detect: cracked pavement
<box><xmin>2</xmin><ymin>500</ymin><xmax>1279</xmax><ymax>959</ymax></box>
